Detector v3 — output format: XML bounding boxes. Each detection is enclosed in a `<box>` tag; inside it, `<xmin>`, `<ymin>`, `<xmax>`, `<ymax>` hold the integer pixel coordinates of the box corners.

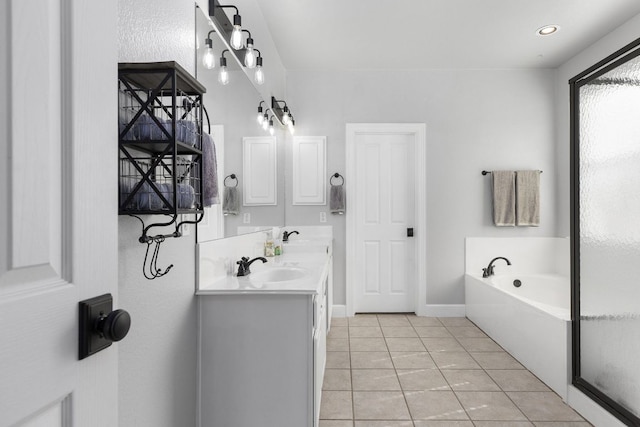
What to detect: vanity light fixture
<box><xmin>257</xmin><ymin>101</ymin><xmax>264</xmax><ymax>125</ymax></box>
<box><xmin>288</xmin><ymin>117</ymin><xmax>295</xmax><ymax>135</ymax></box>
<box><xmin>254</xmin><ymin>50</ymin><xmax>265</xmax><ymax>85</ymax></box>
<box><xmin>271</xmin><ymin>97</ymin><xmax>294</xmax><ymax>127</ymax></box>
<box><xmin>218</xmin><ymin>49</ymin><xmax>230</xmax><ymax>85</ymax></box>
<box><xmin>262</xmin><ymin>109</ymin><xmax>271</xmax><ymax>131</ymax></box>
<box><xmin>242</xmin><ymin>30</ymin><xmax>257</xmax><ymax>68</ymax></box>
<box><xmin>536</xmin><ymin>24</ymin><xmax>560</xmax><ymax>36</ymax></box>
<box><xmin>215</xmin><ymin>3</ymin><xmax>244</xmax><ymax>49</ymax></box>
<box><xmin>268</xmin><ymin>116</ymin><xmax>275</xmax><ymax>136</ymax></box>
<box><xmin>203</xmin><ymin>30</ymin><xmax>217</xmax><ymax>70</ymax></box>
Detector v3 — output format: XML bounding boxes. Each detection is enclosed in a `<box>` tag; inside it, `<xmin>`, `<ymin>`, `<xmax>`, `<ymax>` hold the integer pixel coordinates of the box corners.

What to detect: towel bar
<box><xmin>482</xmin><ymin>170</ymin><xmax>542</xmax><ymax>175</ymax></box>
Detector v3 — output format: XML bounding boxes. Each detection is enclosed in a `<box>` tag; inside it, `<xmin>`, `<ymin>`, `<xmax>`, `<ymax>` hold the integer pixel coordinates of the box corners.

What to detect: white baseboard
<box><xmin>331</xmin><ymin>305</ymin><xmax>347</xmax><ymax>317</ymax></box>
<box><xmin>567</xmin><ymin>386</ymin><xmax>626</xmax><ymax>427</ymax></box>
<box><xmin>333</xmin><ymin>304</ymin><xmax>466</xmax><ymax>318</ymax></box>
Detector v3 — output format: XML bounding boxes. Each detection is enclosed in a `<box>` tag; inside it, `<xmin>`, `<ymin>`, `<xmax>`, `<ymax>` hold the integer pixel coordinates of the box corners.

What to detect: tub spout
<box><xmin>483</xmin><ymin>257</ymin><xmax>511</xmax><ymax>278</ymax></box>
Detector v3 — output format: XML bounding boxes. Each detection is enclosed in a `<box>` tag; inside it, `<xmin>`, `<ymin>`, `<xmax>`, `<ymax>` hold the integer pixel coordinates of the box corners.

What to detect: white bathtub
<box><xmin>465</xmin><ymin>272</ymin><xmax>571</xmax><ymax>400</ymax></box>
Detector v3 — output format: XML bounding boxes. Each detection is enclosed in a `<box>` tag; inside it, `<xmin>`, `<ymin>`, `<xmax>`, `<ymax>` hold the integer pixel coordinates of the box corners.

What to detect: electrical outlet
<box><xmin>243</xmin><ymin>213</ymin><xmax>251</xmax><ymax>224</ymax></box>
<box><xmin>320</xmin><ymin>212</ymin><xmax>327</xmax><ymax>223</ymax></box>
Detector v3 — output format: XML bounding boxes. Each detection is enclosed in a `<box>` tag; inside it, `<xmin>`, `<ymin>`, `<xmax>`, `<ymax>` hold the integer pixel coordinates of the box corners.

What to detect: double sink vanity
<box><xmin>196</xmin><ymin>227</ymin><xmax>333</xmax><ymax>427</ymax></box>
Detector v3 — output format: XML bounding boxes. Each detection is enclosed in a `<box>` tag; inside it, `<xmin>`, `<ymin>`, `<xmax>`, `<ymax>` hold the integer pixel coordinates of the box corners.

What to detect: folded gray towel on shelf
<box><xmin>330</xmin><ymin>185</ymin><xmax>346</xmax><ymax>214</ymax></box>
<box><xmin>223</xmin><ymin>186</ymin><xmax>239</xmax><ymax>216</ymax></box>
<box><xmin>491</xmin><ymin>170</ymin><xmax>516</xmax><ymax>226</ymax></box>
<box><xmin>516</xmin><ymin>170</ymin><xmax>540</xmax><ymax>226</ymax></box>
<box><xmin>202</xmin><ymin>132</ymin><xmax>219</xmax><ymax>207</ymax></box>
<box><xmin>120</xmin><ymin>181</ymin><xmax>195</xmax><ymax>210</ymax></box>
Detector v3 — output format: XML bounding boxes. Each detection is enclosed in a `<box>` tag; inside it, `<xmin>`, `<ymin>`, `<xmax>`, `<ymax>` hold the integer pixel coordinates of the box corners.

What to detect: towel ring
<box><xmin>330</xmin><ymin>173</ymin><xmax>344</xmax><ymax>186</ymax></box>
<box><xmin>224</xmin><ymin>174</ymin><xmax>238</xmax><ymax>187</ymax></box>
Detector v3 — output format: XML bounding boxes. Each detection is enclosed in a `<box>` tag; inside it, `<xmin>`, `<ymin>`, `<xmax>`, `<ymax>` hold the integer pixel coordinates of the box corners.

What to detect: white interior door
<box><xmin>353</xmin><ymin>130</ymin><xmax>417</xmax><ymax>313</ymax></box>
<box><xmin>0</xmin><ymin>1</ymin><xmax>118</xmax><ymax>426</ymax></box>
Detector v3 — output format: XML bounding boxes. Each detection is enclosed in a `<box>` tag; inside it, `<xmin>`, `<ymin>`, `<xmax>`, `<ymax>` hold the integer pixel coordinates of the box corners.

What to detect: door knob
<box><xmin>96</xmin><ymin>309</ymin><xmax>131</xmax><ymax>342</ymax></box>
<box><xmin>79</xmin><ymin>294</ymin><xmax>131</xmax><ymax>360</ymax></box>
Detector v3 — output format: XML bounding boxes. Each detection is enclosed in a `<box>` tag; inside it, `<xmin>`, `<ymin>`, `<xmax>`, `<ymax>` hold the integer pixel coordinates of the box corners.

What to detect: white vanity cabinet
<box><xmin>197</xmin><ymin>258</ymin><xmax>330</xmax><ymax>427</ymax></box>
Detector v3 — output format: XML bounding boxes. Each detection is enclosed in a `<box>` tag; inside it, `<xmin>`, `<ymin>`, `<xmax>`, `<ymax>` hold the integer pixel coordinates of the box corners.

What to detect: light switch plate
<box><xmin>243</xmin><ymin>213</ymin><xmax>251</xmax><ymax>224</ymax></box>
<box><xmin>320</xmin><ymin>212</ymin><xmax>327</xmax><ymax>223</ymax></box>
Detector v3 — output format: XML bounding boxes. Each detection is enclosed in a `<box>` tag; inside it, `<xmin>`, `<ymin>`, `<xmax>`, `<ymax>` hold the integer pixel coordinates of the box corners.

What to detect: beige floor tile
<box><xmin>329</xmin><ymin>326</ymin><xmax>349</xmax><ymax>339</ymax></box>
<box><xmin>386</xmin><ymin>337</ymin><xmax>426</xmax><ymax>351</ymax></box>
<box><xmin>409</xmin><ymin>317</ymin><xmax>444</xmax><ymax>327</ymax></box>
<box><xmin>445</xmin><ymin>326</ymin><xmax>487</xmax><ymax>338</ymax></box>
<box><xmin>320</xmin><ymin>391</ymin><xmax>353</xmax><ymax>419</ymax></box>
<box><xmin>397</xmin><ymin>368</ymin><xmax>450</xmax><ymax>391</ymax></box>
<box><xmin>323</xmin><ymin>369</ymin><xmax>352</xmax><ymax>390</ymax></box>
<box><xmin>327</xmin><ymin>351</ymin><xmax>351</xmax><ymax>369</ymax></box>
<box><xmin>331</xmin><ymin>317</ymin><xmax>348</xmax><ymax>327</ymax></box>
<box><xmin>355</xmin><ymin>421</ymin><xmax>414</xmax><ymax>427</ymax></box>
<box><xmin>507</xmin><ymin>392</ymin><xmax>585</xmax><ymax>422</ymax></box>
<box><xmin>455</xmin><ymin>391</ymin><xmax>527</xmax><ymax>421</ymax></box>
<box><xmin>352</xmin><ymin>369</ymin><xmax>401</xmax><ymax>391</ymax></box>
<box><xmin>456</xmin><ymin>337</ymin><xmax>503</xmax><ymax>352</ymax></box>
<box><xmin>391</xmin><ymin>352</ymin><xmax>437</xmax><ymax>369</ymax></box>
<box><xmin>487</xmin><ymin>370</ymin><xmax>551</xmax><ymax>392</ymax></box>
<box><xmin>350</xmin><ymin>315</ymin><xmax>380</xmax><ymax>327</ymax></box>
<box><xmin>378</xmin><ymin>315</ymin><xmax>412</xmax><ymax>326</ymax></box>
<box><xmin>413</xmin><ymin>422</ymin><xmax>474</xmax><ymax>427</ymax></box>
<box><xmin>353</xmin><ymin>391</ymin><xmax>411</xmax><ymax>420</ymax></box>
<box><xmin>320</xmin><ymin>421</ymin><xmax>354</xmax><ymax>427</ymax></box>
<box><xmin>469</xmin><ymin>351</ymin><xmax>524</xmax><ymax>370</ymax></box>
<box><xmin>441</xmin><ymin>369</ymin><xmax>501</xmax><ymax>391</ymax></box>
<box><xmin>532</xmin><ymin>422</ymin><xmax>592</xmax><ymax>427</ymax></box>
<box><xmin>431</xmin><ymin>352</ymin><xmax>481</xmax><ymax>370</ymax></box>
<box><xmin>438</xmin><ymin>317</ymin><xmax>474</xmax><ymax>327</ymax></box>
<box><xmin>414</xmin><ymin>326</ymin><xmax>453</xmax><ymax>338</ymax></box>
<box><xmin>351</xmin><ymin>351</ymin><xmax>394</xmax><ymax>369</ymax></box>
<box><xmin>350</xmin><ymin>326</ymin><xmax>384</xmax><ymax>338</ymax></box>
<box><xmin>473</xmin><ymin>422</ymin><xmax>534</xmax><ymax>427</ymax></box>
<box><xmin>382</xmin><ymin>326</ymin><xmax>418</xmax><ymax>337</ymax></box>
<box><xmin>421</xmin><ymin>337</ymin><xmax>465</xmax><ymax>352</ymax></box>
<box><xmin>404</xmin><ymin>390</ymin><xmax>468</xmax><ymax>420</ymax></box>
<box><xmin>327</xmin><ymin>338</ymin><xmax>350</xmax><ymax>352</ymax></box>
<box><xmin>350</xmin><ymin>337</ymin><xmax>388</xmax><ymax>351</ymax></box>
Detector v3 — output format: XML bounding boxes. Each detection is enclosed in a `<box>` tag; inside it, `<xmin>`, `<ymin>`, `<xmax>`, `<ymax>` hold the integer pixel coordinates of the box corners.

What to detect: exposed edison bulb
<box><xmin>262</xmin><ymin>117</ymin><xmax>269</xmax><ymax>131</ymax></box>
<box><xmin>257</xmin><ymin>108</ymin><xmax>264</xmax><ymax>125</ymax></box>
<box><xmin>254</xmin><ymin>66</ymin><xmax>265</xmax><ymax>85</ymax></box>
<box><xmin>269</xmin><ymin>121</ymin><xmax>275</xmax><ymax>136</ymax></box>
<box><xmin>282</xmin><ymin>112</ymin><xmax>291</xmax><ymax>126</ymax></box>
<box><xmin>218</xmin><ymin>66</ymin><xmax>229</xmax><ymax>85</ymax></box>
<box><xmin>244</xmin><ymin>39</ymin><xmax>256</xmax><ymax>68</ymax></box>
<box><xmin>203</xmin><ymin>48</ymin><xmax>215</xmax><ymax>69</ymax></box>
<box><xmin>288</xmin><ymin>122</ymin><xmax>295</xmax><ymax>135</ymax></box>
<box><xmin>230</xmin><ymin>27</ymin><xmax>243</xmax><ymax>50</ymax></box>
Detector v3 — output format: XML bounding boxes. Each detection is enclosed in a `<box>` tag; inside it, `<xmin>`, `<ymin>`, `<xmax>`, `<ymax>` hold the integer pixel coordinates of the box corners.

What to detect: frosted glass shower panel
<box><xmin>578</xmin><ymin>54</ymin><xmax>640</xmax><ymax>419</ymax></box>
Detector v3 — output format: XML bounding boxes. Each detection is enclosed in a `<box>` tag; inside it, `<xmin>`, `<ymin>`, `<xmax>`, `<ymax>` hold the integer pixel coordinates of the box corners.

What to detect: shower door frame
<box><xmin>570</xmin><ymin>36</ymin><xmax>640</xmax><ymax>427</ymax></box>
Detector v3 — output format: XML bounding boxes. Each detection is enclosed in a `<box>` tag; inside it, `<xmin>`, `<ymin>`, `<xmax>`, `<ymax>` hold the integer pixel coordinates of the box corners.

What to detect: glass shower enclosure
<box><xmin>570</xmin><ymin>38</ymin><xmax>640</xmax><ymax>426</ymax></box>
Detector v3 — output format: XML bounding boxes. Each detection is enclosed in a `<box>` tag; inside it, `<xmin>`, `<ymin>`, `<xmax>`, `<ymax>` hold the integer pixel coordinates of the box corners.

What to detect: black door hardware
<box><xmin>79</xmin><ymin>293</ymin><xmax>131</xmax><ymax>360</ymax></box>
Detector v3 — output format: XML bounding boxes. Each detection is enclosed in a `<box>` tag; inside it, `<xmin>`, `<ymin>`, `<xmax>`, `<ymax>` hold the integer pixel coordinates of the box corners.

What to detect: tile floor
<box><xmin>320</xmin><ymin>314</ymin><xmax>592</xmax><ymax>427</ymax></box>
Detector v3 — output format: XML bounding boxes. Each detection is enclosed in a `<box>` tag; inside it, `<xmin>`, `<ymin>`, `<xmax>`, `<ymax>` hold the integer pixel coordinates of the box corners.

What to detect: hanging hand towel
<box><xmin>202</xmin><ymin>132</ymin><xmax>219</xmax><ymax>207</ymax></box>
<box><xmin>330</xmin><ymin>185</ymin><xmax>346</xmax><ymax>214</ymax></box>
<box><xmin>516</xmin><ymin>170</ymin><xmax>540</xmax><ymax>226</ymax></box>
<box><xmin>223</xmin><ymin>186</ymin><xmax>239</xmax><ymax>216</ymax></box>
<box><xmin>491</xmin><ymin>170</ymin><xmax>516</xmax><ymax>226</ymax></box>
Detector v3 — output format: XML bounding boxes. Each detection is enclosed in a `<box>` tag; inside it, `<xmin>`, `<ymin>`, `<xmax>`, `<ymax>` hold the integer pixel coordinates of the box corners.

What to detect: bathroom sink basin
<box><xmin>249</xmin><ymin>267</ymin><xmax>309</xmax><ymax>284</ymax></box>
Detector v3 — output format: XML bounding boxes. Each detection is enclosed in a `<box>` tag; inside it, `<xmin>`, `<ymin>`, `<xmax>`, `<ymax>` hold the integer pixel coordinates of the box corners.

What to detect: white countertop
<box><xmin>197</xmin><ymin>249</ymin><xmax>330</xmax><ymax>295</ymax></box>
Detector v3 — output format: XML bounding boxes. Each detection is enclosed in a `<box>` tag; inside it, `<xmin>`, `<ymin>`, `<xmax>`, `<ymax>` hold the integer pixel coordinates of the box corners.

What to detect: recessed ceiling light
<box><xmin>536</xmin><ymin>25</ymin><xmax>560</xmax><ymax>36</ymax></box>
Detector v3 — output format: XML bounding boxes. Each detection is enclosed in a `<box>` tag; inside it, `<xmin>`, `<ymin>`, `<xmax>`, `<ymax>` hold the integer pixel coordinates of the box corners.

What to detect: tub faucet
<box><xmin>282</xmin><ymin>230</ymin><xmax>299</xmax><ymax>242</ymax></box>
<box><xmin>482</xmin><ymin>257</ymin><xmax>511</xmax><ymax>278</ymax></box>
<box><xmin>236</xmin><ymin>256</ymin><xmax>267</xmax><ymax>276</ymax></box>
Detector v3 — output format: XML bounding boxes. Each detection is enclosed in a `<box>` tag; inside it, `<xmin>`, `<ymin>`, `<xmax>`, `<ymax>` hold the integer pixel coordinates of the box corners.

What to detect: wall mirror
<box><xmin>194</xmin><ymin>4</ymin><xmax>285</xmax><ymax>240</ymax></box>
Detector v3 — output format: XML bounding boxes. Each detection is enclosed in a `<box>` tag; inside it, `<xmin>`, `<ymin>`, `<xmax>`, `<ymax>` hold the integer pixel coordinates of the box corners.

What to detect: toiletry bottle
<box><xmin>274</xmin><ymin>238</ymin><xmax>282</xmax><ymax>256</ymax></box>
<box><xmin>264</xmin><ymin>231</ymin><xmax>275</xmax><ymax>257</ymax></box>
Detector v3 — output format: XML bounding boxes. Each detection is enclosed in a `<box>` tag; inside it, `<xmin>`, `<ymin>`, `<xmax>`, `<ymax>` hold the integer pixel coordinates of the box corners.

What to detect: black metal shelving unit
<box><xmin>118</xmin><ymin>61</ymin><xmax>206</xmax><ymax>244</ymax></box>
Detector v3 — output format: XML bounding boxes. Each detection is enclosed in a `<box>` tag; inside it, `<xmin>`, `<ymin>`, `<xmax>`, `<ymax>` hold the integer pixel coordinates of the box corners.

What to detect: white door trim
<box><xmin>345</xmin><ymin>123</ymin><xmax>427</xmax><ymax>316</ymax></box>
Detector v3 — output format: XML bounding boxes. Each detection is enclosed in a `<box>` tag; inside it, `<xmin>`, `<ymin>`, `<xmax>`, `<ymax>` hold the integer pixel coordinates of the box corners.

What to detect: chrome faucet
<box><xmin>282</xmin><ymin>230</ymin><xmax>299</xmax><ymax>242</ymax></box>
<box><xmin>236</xmin><ymin>256</ymin><xmax>267</xmax><ymax>276</ymax></box>
<box><xmin>482</xmin><ymin>257</ymin><xmax>511</xmax><ymax>278</ymax></box>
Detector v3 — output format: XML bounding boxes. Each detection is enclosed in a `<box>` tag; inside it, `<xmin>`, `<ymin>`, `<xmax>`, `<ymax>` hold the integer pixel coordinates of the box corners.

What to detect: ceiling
<box><xmin>254</xmin><ymin>0</ymin><xmax>640</xmax><ymax>70</ymax></box>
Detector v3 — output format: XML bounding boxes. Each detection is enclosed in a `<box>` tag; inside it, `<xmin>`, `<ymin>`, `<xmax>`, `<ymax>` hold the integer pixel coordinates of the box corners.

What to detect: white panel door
<box><xmin>0</xmin><ymin>1</ymin><xmax>118</xmax><ymax>426</ymax></box>
<box><xmin>292</xmin><ymin>136</ymin><xmax>326</xmax><ymax>205</ymax></box>
<box><xmin>243</xmin><ymin>136</ymin><xmax>277</xmax><ymax>205</ymax></box>
<box><xmin>354</xmin><ymin>132</ymin><xmax>416</xmax><ymax>312</ymax></box>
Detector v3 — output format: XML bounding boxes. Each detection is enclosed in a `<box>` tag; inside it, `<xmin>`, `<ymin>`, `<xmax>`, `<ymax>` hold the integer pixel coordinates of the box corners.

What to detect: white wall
<box><xmin>286</xmin><ymin>68</ymin><xmax>558</xmax><ymax>305</ymax></box>
<box><xmin>118</xmin><ymin>1</ymin><xmax>197</xmax><ymax>426</ymax></box>
<box><xmin>555</xmin><ymin>13</ymin><xmax>640</xmax><ymax>237</ymax></box>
